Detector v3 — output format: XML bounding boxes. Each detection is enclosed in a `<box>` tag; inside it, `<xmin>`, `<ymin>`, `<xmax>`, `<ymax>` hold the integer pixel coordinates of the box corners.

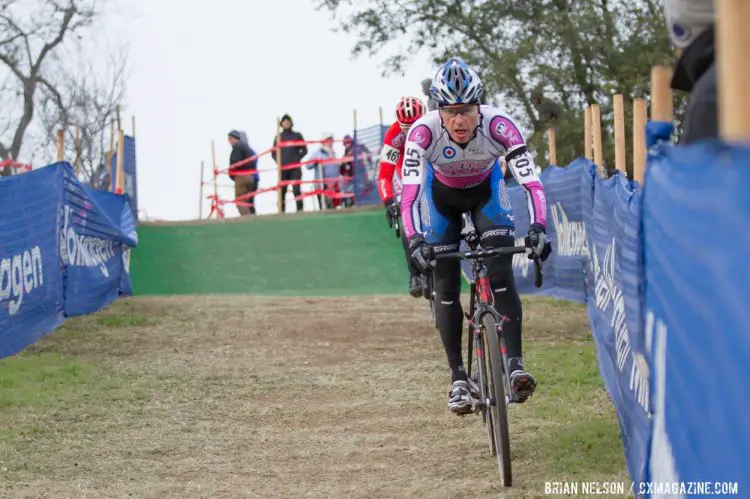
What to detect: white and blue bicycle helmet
<box><xmin>430</xmin><ymin>57</ymin><xmax>484</xmax><ymax>106</ymax></box>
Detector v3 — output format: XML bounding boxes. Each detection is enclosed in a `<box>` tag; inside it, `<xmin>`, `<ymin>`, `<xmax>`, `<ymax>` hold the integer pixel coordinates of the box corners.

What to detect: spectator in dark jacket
<box><xmin>664</xmin><ymin>0</ymin><xmax>717</xmax><ymax>144</ymax></box>
<box><xmin>228</xmin><ymin>130</ymin><xmax>258</xmax><ymax>216</ymax></box>
<box><xmin>239</xmin><ymin>131</ymin><xmax>260</xmax><ymax>187</ymax></box>
<box><xmin>421</xmin><ymin>78</ymin><xmax>439</xmax><ymax>111</ymax></box>
<box><xmin>273</xmin><ymin>114</ymin><xmax>308</xmax><ymax>212</ymax></box>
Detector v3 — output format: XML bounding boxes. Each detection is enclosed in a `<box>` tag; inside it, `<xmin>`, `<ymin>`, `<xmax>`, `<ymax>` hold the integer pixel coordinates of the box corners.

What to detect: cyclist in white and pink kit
<box><xmin>401</xmin><ymin>58</ymin><xmax>552</xmax><ymax>414</ymax></box>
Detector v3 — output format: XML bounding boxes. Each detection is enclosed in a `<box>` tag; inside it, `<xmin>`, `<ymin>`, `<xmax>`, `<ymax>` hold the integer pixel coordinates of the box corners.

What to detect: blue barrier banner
<box><xmin>461</xmin><ymin>161</ymin><xmax>589</xmax><ymax>304</ymax></box>
<box><xmin>526</xmin><ymin>160</ymin><xmax>588</xmax><ymax>302</ymax></box>
<box><xmin>110</xmin><ymin>135</ymin><xmax>137</xmax><ymax>219</ymax></box>
<box><xmin>353</xmin><ymin>125</ymin><xmax>388</xmax><ymax>206</ymax></box>
<box><xmin>583</xmin><ymin>164</ymin><xmax>650</xmax><ymax>490</ymax></box>
<box><xmin>642</xmin><ymin>141</ymin><xmax>750</xmax><ymax>491</ymax></box>
<box><xmin>0</xmin><ymin>161</ymin><xmax>137</xmax><ymax>359</ymax></box>
<box><xmin>62</xmin><ymin>167</ymin><xmax>138</xmax><ymax>316</ymax></box>
<box><xmin>0</xmin><ymin>166</ymin><xmax>66</xmax><ymax>358</ymax></box>
<box><xmin>124</xmin><ymin>136</ymin><xmax>138</xmax><ymax>218</ymax></box>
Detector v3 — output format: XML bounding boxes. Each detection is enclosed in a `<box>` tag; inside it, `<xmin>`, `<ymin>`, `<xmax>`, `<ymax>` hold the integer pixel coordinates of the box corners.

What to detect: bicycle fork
<box><xmin>469</xmin><ymin>321</ymin><xmax>491</xmax><ymax>414</ymax></box>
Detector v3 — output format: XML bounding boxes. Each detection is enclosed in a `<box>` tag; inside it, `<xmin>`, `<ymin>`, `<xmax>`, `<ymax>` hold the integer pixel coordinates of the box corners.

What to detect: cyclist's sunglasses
<box><xmin>439</xmin><ymin>104</ymin><xmax>479</xmax><ymax>117</ymax></box>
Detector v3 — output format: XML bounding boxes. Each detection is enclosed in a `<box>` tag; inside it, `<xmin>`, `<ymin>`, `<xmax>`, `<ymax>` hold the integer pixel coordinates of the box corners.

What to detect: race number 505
<box><xmin>403</xmin><ymin>148</ymin><xmax>420</xmax><ymax>177</ymax></box>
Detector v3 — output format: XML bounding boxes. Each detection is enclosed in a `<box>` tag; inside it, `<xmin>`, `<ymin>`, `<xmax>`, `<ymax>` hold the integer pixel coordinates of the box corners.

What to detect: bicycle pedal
<box><xmin>510</xmin><ymin>390</ymin><xmax>534</xmax><ymax>404</ymax></box>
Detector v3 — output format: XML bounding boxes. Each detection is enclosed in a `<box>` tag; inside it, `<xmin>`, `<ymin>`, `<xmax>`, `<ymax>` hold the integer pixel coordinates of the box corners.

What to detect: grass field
<box><xmin>0</xmin><ymin>295</ymin><xmax>629</xmax><ymax>498</ymax></box>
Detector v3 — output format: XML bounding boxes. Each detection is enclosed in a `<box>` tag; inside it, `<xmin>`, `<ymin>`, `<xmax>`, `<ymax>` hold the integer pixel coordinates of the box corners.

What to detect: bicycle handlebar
<box><xmin>434</xmin><ymin>245</ymin><xmax>544</xmax><ymax>288</ymax></box>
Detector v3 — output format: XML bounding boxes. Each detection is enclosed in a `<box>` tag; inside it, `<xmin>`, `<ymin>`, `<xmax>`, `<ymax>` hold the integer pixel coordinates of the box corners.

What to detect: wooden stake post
<box><xmin>591</xmin><ymin>104</ymin><xmax>604</xmax><ymax>175</ymax></box>
<box><xmin>613</xmin><ymin>94</ymin><xmax>627</xmax><ymax>175</ymax></box>
<box><xmin>276</xmin><ymin>119</ymin><xmax>283</xmax><ymax>214</ymax></box>
<box><xmin>716</xmin><ymin>0</ymin><xmax>750</xmax><ymax>141</ymax></box>
<box><xmin>548</xmin><ymin>127</ymin><xmax>557</xmax><ymax>166</ymax></box>
<box><xmin>650</xmin><ymin>66</ymin><xmax>673</xmax><ymax>123</ymax></box>
<box><xmin>633</xmin><ymin>99</ymin><xmax>648</xmax><ymax>184</ymax></box>
<box><xmin>115</xmin><ymin>130</ymin><xmax>125</xmax><ymax>194</ymax></box>
<box><xmin>56</xmin><ymin>129</ymin><xmax>64</xmax><ymax>161</ymax></box>
<box><xmin>584</xmin><ymin>106</ymin><xmax>593</xmax><ymax>160</ymax></box>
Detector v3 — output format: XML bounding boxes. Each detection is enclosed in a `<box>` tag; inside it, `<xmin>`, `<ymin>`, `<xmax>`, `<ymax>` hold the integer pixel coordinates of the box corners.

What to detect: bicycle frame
<box><xmin>465</xmin><ymin>256</ymin><xmax>513</xmax><ymax>410</ymax></box>
<box><xmin>430</xmin><ymin>229</ymin><xmax>543</xmax><ymax>486</ymax></box>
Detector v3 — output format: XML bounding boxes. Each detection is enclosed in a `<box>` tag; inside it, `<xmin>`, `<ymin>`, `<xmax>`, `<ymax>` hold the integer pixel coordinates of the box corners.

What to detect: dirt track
<box><xmin>0</xmin><ymin>295</ymin><xmax>627</xmax><ymax>498</ymax></box>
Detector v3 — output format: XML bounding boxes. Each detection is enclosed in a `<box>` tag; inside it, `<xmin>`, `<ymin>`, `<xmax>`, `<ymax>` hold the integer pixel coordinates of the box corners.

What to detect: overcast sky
<box><xmin>111</xmin><ymin>0</ymin><xmax>438</xmax><ymax>220</ymax></box>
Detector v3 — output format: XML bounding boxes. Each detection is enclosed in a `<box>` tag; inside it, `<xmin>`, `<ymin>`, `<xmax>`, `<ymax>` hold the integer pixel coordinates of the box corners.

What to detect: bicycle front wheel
<box><xmin>483</xmin><ymin>314</ymin><xmax>512</xmax><ymax>487</ymax></box>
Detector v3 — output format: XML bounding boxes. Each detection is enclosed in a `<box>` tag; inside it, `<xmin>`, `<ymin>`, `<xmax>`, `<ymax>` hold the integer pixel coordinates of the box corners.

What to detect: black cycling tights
<box><xmin>432</xmin><ymin>232</ymin><xmax>523</xmax><ymax>383</ymax></box>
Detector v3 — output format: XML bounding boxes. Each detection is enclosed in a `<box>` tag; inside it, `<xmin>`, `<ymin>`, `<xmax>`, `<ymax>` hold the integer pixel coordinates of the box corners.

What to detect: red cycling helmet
<box><xmin>396</xmin><ymin>96</ymin><xmax>425</xmax><ymax>127</ymax></box>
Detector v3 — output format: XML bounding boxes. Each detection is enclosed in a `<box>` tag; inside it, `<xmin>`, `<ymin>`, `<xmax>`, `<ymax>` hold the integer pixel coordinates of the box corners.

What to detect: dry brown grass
<box><xmin>0</xmin><ymin>296</ymin><xmax>629</xmax><ymax>498</ymax></box>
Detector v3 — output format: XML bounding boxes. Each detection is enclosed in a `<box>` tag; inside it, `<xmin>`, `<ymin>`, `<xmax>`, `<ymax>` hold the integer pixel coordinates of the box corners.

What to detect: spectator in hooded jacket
<box><xmin>228</xmin><ymin>130</ymin><xmax>258</xmax><ymax>216</ymax></box>
<box><xmin>273</xmin><ymin>114</ymin><xmax>308</xmax><ymax>212</ymax></box>
<box><xmin>664</xmin><ymin>0</ymin><xmax>717</xmax><ymax>144</ymax></box>
<box><xmin>239</xmin><ymin>131</ymin><xmax>260</xmax><ymax>189</ymax></box>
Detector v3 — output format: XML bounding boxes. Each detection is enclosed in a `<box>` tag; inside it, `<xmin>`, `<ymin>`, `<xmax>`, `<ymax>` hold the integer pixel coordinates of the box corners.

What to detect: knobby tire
<box><xmin>483</xmin><ymin>313</ymin><xmax>512</xmax><ymax>486</ymax></box>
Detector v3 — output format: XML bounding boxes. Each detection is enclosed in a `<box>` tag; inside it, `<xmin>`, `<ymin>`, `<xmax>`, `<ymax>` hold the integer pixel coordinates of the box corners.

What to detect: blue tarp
<box><xmin>0</xmin><ymin>161</ymin><xmax>137</xmax><ymax>358</ymax></box>
<box><xmin>454</xmin><ymin>139</ymin><xmax>749</xmax><ymax>496</ymax></box>
<box><xmin>642</xmin><ymin>140</ymin><xmax>750</xmax><ymax>494</ymax></box>
<box><xmin>352</xmin><ymin>124</ymin><xmax>388</xmax><ymax>206</ymax></box>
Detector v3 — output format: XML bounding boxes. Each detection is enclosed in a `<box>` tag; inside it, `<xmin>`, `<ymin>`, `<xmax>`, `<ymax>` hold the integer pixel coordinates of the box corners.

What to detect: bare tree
<box><xmin>0</xmin><ymin>0</ymin><xmax>128</xmax><ymax>179</ymax></box>
<box><xmin>37</xmin><ymin>47</ymin><xmax>128</xmax><ymax>187</ymax></box>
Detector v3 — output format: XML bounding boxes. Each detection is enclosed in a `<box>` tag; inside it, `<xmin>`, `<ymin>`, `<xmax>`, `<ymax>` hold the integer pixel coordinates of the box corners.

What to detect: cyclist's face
<box><xmin>440</xmin><ymin>104</ymin><xmax>479</xmax><ymax>143</ymax></box>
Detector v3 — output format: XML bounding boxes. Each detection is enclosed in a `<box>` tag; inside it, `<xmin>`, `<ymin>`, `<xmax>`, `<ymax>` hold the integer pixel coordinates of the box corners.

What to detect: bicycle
<box><xmin>429</xmin><ymin>234</ymin><xmax>543</xmax><ymax>487</ymax></box>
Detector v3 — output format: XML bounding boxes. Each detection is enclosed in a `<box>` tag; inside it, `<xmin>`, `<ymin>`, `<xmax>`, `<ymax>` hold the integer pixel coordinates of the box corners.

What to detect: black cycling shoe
<box><xmin>510</xmin><ymin>370</ymin><xmax>537</xmax><ymax>403</ymax></box>
<box><xmin>409</xmin><ymin>275</ymin><xmax>423</xmax><ymax>298</ymax></box>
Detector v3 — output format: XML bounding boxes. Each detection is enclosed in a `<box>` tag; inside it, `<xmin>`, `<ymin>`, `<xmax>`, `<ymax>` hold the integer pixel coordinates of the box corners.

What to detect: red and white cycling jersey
<box><xmin>377</xmin><ymin>121</ymin><xmax>408</xmax><ymax>204</ymax></box>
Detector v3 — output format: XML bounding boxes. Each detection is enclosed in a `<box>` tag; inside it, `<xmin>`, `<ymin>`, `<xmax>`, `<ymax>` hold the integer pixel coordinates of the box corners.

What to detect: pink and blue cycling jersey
<box><xmin>399</xmin><ymin>105</ymin><xmax>548</xmax><ymax>240</ymax></box>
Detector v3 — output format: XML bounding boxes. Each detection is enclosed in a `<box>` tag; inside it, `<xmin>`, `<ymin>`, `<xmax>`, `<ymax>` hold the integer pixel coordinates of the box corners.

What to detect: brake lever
<box><xmin>533</xmin><ymin>254</ymin><xmax>543</xmax><ymax>288</ymax></box>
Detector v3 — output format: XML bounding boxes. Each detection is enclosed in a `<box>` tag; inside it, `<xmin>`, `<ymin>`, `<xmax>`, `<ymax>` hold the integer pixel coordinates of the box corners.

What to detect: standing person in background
<box><xmin>378</xmin><ymin>96</ymin><xmax>426</xmax><ymax>297</ymax></box>
<box><xmin>273</xmin><ymin>114</ymin><xmax>308</xmax><ymax>212</ymax></box>
<box><xmin>306</xmin><ymin>134</ymin><xmax>338</xmax><ymax>210</ymax></box>
<box><xmin>664</xmin><ymin>0</ymin><xmax>717</xmax><ymax>144</ymax></box>
<box><xmin>421</xmin><ymin>79</ymin><xmax>438</xmax><ymax>111</ymax></box>
<box><xmin>240</xmin><ymin>131</ymin><xmax>260</xmax><ymax>197</ymax></box>
<box><xmin>341</xmin><ymin>135</ymin><xmax>370</xmax><ymax>208</ymax></box>
<box><xmin>228</xmin><ymin>130</ymin><xmax>258</xmax><ymax>216</ymax></box>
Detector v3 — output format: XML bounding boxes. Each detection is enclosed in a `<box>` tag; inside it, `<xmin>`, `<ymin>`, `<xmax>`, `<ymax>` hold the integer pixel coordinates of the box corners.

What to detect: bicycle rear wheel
<box><xmin>483</xmin><ymin>314</ymin><xmax>512</xmax><ymax>486</ymax></box>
